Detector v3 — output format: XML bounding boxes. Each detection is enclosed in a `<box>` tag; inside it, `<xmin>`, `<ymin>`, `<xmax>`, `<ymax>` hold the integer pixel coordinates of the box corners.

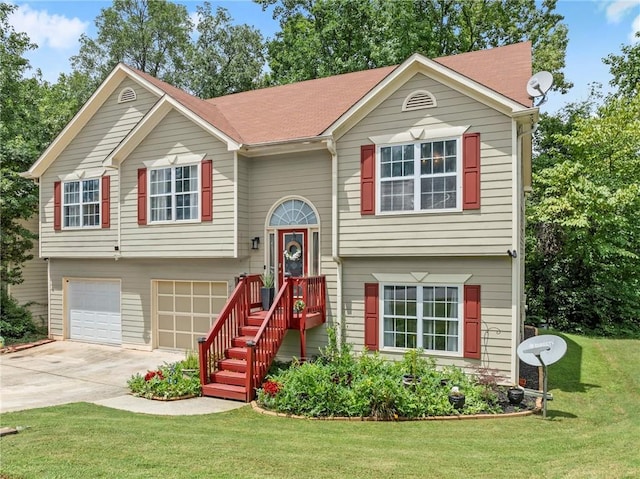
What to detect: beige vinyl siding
<box><xmin>48</xmin><ymin>257</ymin><xmax>248</xmax><ymax>348</ymax></box>
<box><xmin>8</xmin><ymin>216</ymin><xmax>48</xmax><ymax>323</ymax></box>
<box><xmin>40</xmin><ymin>78</ymin><xmax>159</xmax><ymax>257</ymax></box>
<box><xmin>244</xmin><ymin>150</ymin><xmax>335</xmax><ymax>358</ymax></box>
<box><xmin>237</xmin><ymin>153</ymin><xmax>250</xmax><ymax>259</ymax></box>
<box><xmin>337</xmin><ymin>73</ymin><xmax>514</xmax><ymax>256</ymax></box>
<box><xmin>342</xmin><ymin>256</ymin><xmax>516</xmax><ymax>381</ymax></box>
<box><xmin>119</xmin><ymin>110</ymin><xmax>235</xmax><ymax>257</ymax></box>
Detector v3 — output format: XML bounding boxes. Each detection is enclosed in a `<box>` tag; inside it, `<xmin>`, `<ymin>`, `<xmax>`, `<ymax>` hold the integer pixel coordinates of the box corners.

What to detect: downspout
<box><xmin>233</xmin><ymin>150</ymin><xmax>238</xmax><ymax>259</ymax></box>
<box><xmin>511</xmin><ymin>116</ymin><xmax>538</xmax><ymax>383</ymax></box>
<box><xmin>104</xmin><ymin>165</ymin><xmax>121</xmax><ymax>258</ymax></box>
<box><xmin>326</xmin><ymin>139</ymin><xmax>343</xmax><ymax>346</ymax></box>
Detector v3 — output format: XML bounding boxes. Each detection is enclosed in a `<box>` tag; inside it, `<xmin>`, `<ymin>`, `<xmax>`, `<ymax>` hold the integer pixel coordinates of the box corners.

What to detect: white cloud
<box><xmin>605</xmin><ymin>0</ymin><xmax>638</xmax><ymax>24</ymax></box>
<box><xmin>8</xmin><ymin>4</ymin><xmax>88</xmax><ymax>50</ymax></box>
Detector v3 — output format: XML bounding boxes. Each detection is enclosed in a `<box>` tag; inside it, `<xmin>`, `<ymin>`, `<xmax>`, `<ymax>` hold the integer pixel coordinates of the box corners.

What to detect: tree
<box><xmin>1</xmin><ymin>3</ymin><xmax>39</xmax><ymax>290</ymax></box>
<box><xmin>258</xmin><ymin>0</ymin><xmax>570</xmax><ymax>92</ymax></box>
<box><xmin>526</xmin><ymin>91</ymin><xmax>640</xmax><ymax>336</ymax></box>
<box><xmin>71</xmin><ymin>0</ymin><xmax>193</xmax><ymax>89</ymax></box>
<box><xmin>188</xmin><ymin>3</ymin><xmax>265</xmax><ymax>98</ymax></box>
<box><xmin>603</xmin><ymin>32</ymin><xmax>640</xmax><ymax>99</ymax></box>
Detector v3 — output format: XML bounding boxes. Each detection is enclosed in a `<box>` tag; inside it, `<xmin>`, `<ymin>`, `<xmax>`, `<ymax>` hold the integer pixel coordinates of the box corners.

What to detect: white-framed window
<box><xmin>149</xmin><ymin>165</ymin><xmax>199</xmax><ymax>222</ymax></box>
<box><xmin>382</xmin><ymin>284</ymin><xmax>462</xmax><ymax>354</ymax></box>
<box><xmin>63</xmin><ymin>179</ymin><xmax>100</xmax><ymax>228</ymax></box>
<box><xmin>378</xmin><ymin>138</ymin><xmax>460</xmax><ymax>213</ymax></box>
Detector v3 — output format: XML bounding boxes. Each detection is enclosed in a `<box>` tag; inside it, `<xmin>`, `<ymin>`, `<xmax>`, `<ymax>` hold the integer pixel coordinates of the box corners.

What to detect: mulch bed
<box><xmin>519</xmin><ymin>325</ymin><xmax>541</xmax><ymax>390</ymax></box>
<box><xmin>252</xmin><ymin>397</ymin><xmax>540</xmax><ymax>421</ymax></box>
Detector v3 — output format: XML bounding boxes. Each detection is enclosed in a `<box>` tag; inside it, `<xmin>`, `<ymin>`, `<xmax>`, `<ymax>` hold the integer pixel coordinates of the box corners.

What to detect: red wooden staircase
<box><xmin>198</xmin><ymin>274</ymin><xmax>326</xmax><ymax>402</ymax></box>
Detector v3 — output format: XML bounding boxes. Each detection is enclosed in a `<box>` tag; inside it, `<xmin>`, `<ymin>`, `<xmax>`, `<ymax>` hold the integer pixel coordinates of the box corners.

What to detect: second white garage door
<box><xmin>67</xmin><ymin>279</ymin><xmax>121</xmax><ymax>345</ymax></box>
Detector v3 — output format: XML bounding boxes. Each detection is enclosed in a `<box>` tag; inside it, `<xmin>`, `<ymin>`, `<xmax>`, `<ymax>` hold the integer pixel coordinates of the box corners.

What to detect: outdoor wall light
<box><xmin>251</xmin><ymin>237</ymin><xmax>260</xmax><ymax>250</ymax></box>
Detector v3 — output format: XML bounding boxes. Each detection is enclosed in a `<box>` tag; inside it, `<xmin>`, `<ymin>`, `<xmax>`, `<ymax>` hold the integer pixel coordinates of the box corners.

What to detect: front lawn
<box><xmin>1</xmin><ymin>333</ymin><xmax>639</xmax><ymax>479</ymax></box>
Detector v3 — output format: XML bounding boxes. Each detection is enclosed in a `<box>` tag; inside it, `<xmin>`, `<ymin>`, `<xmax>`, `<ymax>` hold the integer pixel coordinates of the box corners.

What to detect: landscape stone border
<box><xmin>0</xmin><ymin>338</ymin><xmax>54</xmax><ymax>354</ymax></box>
<box><xmin>251</xmin><ymin>398</ymin><xmax>542</xmax><ymax>421</ymax></box>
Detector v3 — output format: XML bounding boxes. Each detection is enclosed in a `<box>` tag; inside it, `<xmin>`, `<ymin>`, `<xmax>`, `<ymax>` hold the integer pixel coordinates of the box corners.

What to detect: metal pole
<box><xmin>536</xmin><ymin>353</ymin><xmax>548</xmax><ymax>419</ymax></box>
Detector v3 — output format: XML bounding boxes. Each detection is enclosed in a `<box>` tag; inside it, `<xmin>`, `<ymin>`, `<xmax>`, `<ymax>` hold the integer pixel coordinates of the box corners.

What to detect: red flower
<box><xmin>262</xmin><ymin>380</ymin><xmax>280</xmax><ymax>396</ymax></box>
<box><xmin>144</xmin><ymin>370</ymin><xmax>164</xmax><ymax>381</ymax></box>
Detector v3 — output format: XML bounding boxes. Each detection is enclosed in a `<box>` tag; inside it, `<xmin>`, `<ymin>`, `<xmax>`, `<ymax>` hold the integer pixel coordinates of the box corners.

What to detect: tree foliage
<box><xmin>71</xmin><ymin>0</ymin><xmax>265</xmax><ymax>98</ymax></box>
<box><xmin>526</xmin><ymin>91</ymin><xmax>640</xmax><ymax>336</ymax></box>
<box><xmin>71</xmin><ymin>0</ymin><xmax>193</xmax><ymax>89</ymax></box>
<box><xmin>603</xmin><ymin>32</ymin><xmax>640</xmax><ymax>99</ymax></box>
<box><xmin>258</xmin><ymin>0</ymin><xmax>570</xmax><ymax>91</ymax></box>
<box><xmin>1</xmin><ymin>3</ymin><xmax>38</xmax><ymax>289</ymax></box>
<box><xmin>188</xmin><ymin>2</ymin><xmax>265</xmax><ymax>98</ymax></box>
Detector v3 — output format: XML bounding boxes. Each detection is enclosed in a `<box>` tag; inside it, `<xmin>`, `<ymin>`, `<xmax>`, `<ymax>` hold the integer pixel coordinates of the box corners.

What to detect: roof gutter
<box><xmin>239</xmin><ymin>135</ymin><xmax>333</xmax><ymax>157</ymax></box>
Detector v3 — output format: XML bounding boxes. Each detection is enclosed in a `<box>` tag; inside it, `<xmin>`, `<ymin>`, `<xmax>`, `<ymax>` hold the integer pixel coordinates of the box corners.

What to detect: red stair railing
<box><xmin>246</xmin><ymin>275</ymin><xmax>327</xmax><ymax>401</ymax></box>
<box><xmin>245</xmin><ymin>277</ymin><xmax>293</xmax><ymax>401</ymax></box>
<box><xmin>198</xmin><ymin>274</ymin><xmax>261</xmax><ymax>386</ymax></box>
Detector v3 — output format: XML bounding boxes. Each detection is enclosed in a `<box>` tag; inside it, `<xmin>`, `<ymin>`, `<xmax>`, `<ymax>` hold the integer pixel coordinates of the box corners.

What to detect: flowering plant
<box><xmin>283</xmin><ymin>249</ymin><xmax>301</xmax><ymax>261</ymax></box>
<box><xmin>129</xmin><ymin>361</ymin><xmax>201</xmax><ymax>400</ymax></box>
<box><xmin>144</xmin><ymin>370</ymin><xmax>164</xmax><ymax>381</ymax></box>
<box><xmin>262</xmin><ymin>380</ymin><xmax>281</xmax><ymax>397</ymax></box>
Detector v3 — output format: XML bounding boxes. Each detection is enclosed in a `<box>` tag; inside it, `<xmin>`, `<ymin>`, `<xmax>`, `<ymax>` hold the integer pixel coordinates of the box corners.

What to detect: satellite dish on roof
<box><xmin>526</xmin><ymin>71</ymin><xmax>554</xmax><ymax>107</ymax></box>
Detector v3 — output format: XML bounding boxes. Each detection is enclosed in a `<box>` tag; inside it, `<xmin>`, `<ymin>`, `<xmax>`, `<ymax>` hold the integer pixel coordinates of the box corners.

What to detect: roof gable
<box><xmin>25</xmin><ymin>42</ymin><xmax>534</xmax><ymax>178</ymax></box>
<box><xmin>24</xmin><ymin>65</ymin><xmax>167</xmax><ymax>179</ymax></box>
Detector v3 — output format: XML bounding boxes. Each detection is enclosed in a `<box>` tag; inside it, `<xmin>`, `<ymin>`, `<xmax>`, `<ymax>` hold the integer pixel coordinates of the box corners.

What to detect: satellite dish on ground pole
<box><xmin>517</xmin><ymin>334</ymin><xmax>567</xmax><ymax>419</ymax></box>
<box><xmin>526</xmin><ymin>71</ymin><xmax>554</xmax><ymax>107</ymax></box>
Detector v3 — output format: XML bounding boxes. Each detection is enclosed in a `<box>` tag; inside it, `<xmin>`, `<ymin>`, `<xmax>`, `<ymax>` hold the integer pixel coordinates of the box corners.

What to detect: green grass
<box><xmin>2</xmin><ymin>333</ymin><xmax>639</xmax><ymax>479</ymax></box>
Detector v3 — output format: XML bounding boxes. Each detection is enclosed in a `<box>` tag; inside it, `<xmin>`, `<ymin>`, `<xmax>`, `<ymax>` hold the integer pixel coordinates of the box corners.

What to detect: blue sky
<box><xmin>8</xmin><ymin>0</ymin><xmax>640</xmax><ymax>114</ymax></box>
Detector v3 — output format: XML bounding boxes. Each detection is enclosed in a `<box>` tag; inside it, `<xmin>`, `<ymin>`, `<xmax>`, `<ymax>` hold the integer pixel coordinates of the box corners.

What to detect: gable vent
<box><xmin>402</xmin><ymin>90</ymin><xmax>437</xmax><ymax>111</ymax></box>
<box><xmin>118</xmin><ymin>87</ymin><xmax>137</xmax><ymax>103</ymax></box>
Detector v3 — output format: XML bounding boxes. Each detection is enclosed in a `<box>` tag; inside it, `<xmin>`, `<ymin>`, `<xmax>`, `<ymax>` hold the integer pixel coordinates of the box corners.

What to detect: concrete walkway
<box><xmin>0</xmin><ymin>340</ymin><xmax>245</xmax><ymax>415</ymax></box>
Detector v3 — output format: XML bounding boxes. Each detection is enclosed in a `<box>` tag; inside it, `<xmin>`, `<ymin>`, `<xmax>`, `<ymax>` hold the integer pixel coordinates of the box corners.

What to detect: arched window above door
<box><xmin>269</xmin><ymin>199</ymin><xmax>318</xmax><ymax>226</ymax></box>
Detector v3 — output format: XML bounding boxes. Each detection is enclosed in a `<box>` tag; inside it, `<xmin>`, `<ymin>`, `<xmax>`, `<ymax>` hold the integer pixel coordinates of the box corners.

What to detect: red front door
<box><xmin>278</xmin><ymin>229</ymin><xmax>307</xmax><ymax>286</ymax></box>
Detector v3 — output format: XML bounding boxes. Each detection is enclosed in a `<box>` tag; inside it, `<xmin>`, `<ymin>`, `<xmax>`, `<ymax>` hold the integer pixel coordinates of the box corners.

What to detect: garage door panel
<box><xmin>156</xmin><ymin>280</ymin><xmax>227</xmax><ymax>350</ymax></box>
<box><xmin>68</xmin><ymin>280</ymin><xmax>121</xmax><ymax>346</ymax></box>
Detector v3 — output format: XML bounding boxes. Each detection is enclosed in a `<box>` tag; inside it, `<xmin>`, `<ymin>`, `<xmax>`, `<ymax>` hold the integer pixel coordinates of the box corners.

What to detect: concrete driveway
<box><xmin>0</xmin><ymin>341</ymin><xmax>196</xmax><ymax>413</ymax></box>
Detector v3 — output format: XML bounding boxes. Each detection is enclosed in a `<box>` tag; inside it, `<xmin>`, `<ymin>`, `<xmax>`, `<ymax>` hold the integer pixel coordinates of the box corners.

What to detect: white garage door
<box><xmin>68</xmin><ymin>280</ymin><xmax>121</xmax><ymax>345</ymax></box>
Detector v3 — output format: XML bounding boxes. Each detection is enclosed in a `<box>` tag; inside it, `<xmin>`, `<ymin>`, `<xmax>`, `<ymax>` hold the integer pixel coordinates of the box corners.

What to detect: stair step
<box><xmin>202</xmin><ymin>383</ymin><xmax>247</xmax><ymax>402</ymax></box>
<box><xmin>232</xmin><ymin>336</ymin><xmax>255</xmax><ymax>348</ymax></box>
<box><xmin>240</xmin><ymin>326</ymin><xmax>260</xmax><ymax>337</ymax></box>
<box><xmin>226</xmin><ymin>347</ymin><xmax>247</xmax><ymax>360</ymax></box>
<box><xmin>246</xmin><ymin>316</ymin><xmax>266</xmax><ymax>327</ymax></box>
<box><xmin>248</xmin><ymin>311</ymin><xmax>267</xmax><ymax>323</ymax></box>
<box><xmin>219</xmin><ymin>358</ymin><xmax>247</xmax><ymax>372</ymax></box>
<box><xmin>213</xmin><ymin>370</ymin><xmax>246</xmax><ymax>386</ymax></box>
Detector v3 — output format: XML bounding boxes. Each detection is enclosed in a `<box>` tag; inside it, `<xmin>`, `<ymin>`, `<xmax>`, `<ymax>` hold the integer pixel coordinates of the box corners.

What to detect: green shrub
<box><xmin>257</xmin><ymin>347</ymin><xmax>505</xmax><ymax>419</ymax></box>
<box><xmin>0</xmin><ymin>290</ymin><xmax>44</xmax><ymax>341</ymax></box>
<box><xmin>182</xmin><ymin>349</ymin><xmax>199</xmax><ymax>370</ymax></box>
<box><xmin>128</xmin><ymin>361</ymin><xmax>201</xmax><ymax>399</ymax></box>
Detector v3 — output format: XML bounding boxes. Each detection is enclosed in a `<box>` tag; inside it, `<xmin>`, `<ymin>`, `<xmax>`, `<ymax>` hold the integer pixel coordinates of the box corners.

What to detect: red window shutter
<box><xmin>101</xmin><ymin>175</ymin><xmax>110</xmax><ymax>229</ymax></box>
<box><xmin>364</xmin><ymin>283</ymin><xmax>379</xmax><ymax>351</ymax></box>
<box><xmin>137</xmin><ymin>168</ymin><xmax>147</xmax><ymax>225</ymax></box>
<box><xmin>463</xmin><ymin>285</ymin><xmax>481</xmax><ymax>359</ymax></box>
<box><xmin>53</xmin><ymin>181</ymin><xmax>62</xmax><ymax>231</ymax></box>
<box><xmin>201</xmin><ymin>159</ymin><xmax>213</xmax><ymax>221</ymax></box>
<box><xmin>462</xmin><ymin>132</ymin><xmax>481</xmax><ymax>210</ymax></box>
<box><xmin>360</xmin><ymin>144</ymin><xmax>375</xmax><ymax>215</ymax></box>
